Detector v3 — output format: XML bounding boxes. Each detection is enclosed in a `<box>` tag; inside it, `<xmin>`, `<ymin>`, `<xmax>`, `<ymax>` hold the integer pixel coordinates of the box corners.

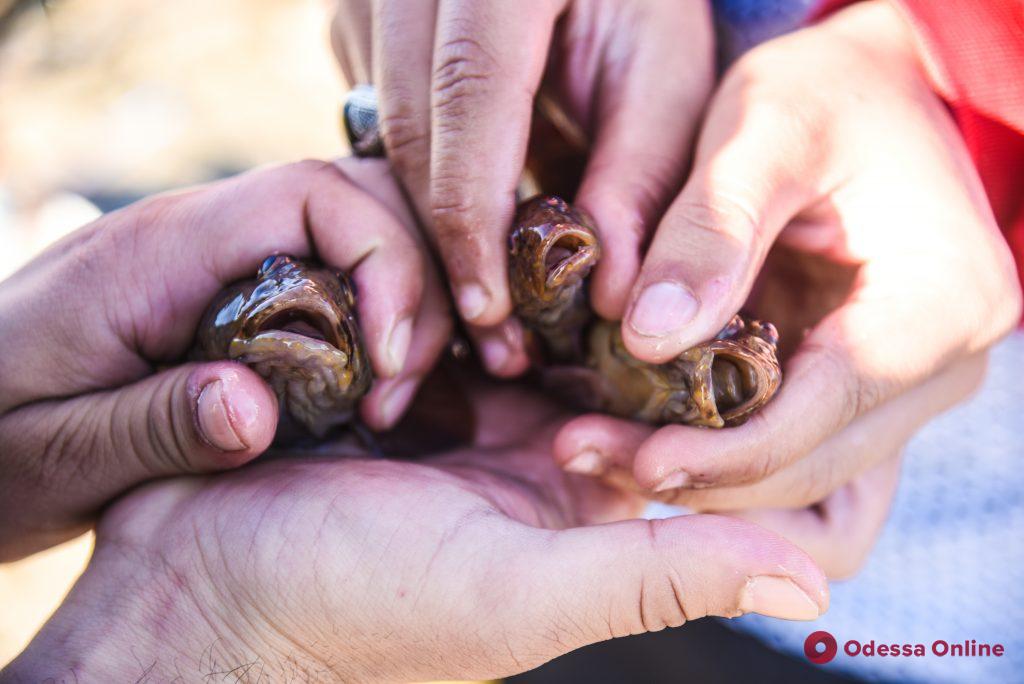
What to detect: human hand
<box><xmin>553</xmin><ymin>2</ymin><xmax>1020</xmax><ymax>520</ymax></box>
<box><xmin>5</xmin><ymin>379</ymin><xmax>828</xmax><ymax>682</ymax></box>
<box><xmin>731</xmin><ymin>454</ymin><xmax>904</xmax><ymax>580</ymax></box>
<box><xmin>0</xmin><ymin>158</ymin><xmax>450</xmax><ymax>560</ymax></box>
<box><xmin>332</xmin><ymin>0</ymin><xmax>715</xmax><ymax>372</ymax></box>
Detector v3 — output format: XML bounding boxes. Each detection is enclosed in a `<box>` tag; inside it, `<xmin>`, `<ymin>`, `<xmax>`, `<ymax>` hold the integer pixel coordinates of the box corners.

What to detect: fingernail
<box><xmin>740</xmin><ymin>576</ymin><xmax>821</xmax><ymax>621</ymax></box>
<box><xmin>197</xmin><ymin>380</ymin><xmax>249</xmax><ymax>451</ymax></box>
<box><xmin>628</xmin><ymin>281</ymin><xmax>699</xmax><ymax>338</ymax></box>
<box><xmin>385</xmin><ymin>316</ymin><xmax>413</xmax><ymax>376</ymax></box>
<box><xmin>653</xmin><ymin>470</ymin><xmax>690</xmax><ymax>492</ymax></box>
<box><xmin>564</xmin><ymin>450</ymin><xmax>606</xmax><ymax>475</ymax></box>
<box><xmin>380</xmin><ymin>377</ymin><xmax>419</xmax><ymax>428</ymax></box>
<box><xmin>480</xmin><ymin>336</ymin><xmax>510</xmax><ymax>372</ymax></box>
<box><xmin>457</xmin><ymin>282</ymin><xmax>489</xmax><ymax>322</ymax></box>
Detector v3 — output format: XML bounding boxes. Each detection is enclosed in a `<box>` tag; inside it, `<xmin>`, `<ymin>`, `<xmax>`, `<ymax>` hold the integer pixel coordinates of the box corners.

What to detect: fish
<box><xmin>510</xmin><ymin>195</ymin><xmax>782</xmax><ymax>428</ymax></box>
<box><xmin>194</xmin><ymin>194</ymin><xmax>781</xmax><ymax>439</ymax></box>
<box><xmin>194</xmin><ymin>254</ymin><xmax>372</xmax><ymax>438</ymax></box>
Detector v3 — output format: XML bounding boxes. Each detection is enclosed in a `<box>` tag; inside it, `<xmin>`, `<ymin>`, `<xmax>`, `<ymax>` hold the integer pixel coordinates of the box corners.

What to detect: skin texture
<box><xmin>4</xmin><ymin>381</ymin><xmax>829</xmax><ymax>683</ymax></box>
<box><xmin>555</xmin><ymin>2</ymin><xmax>1022</xmax><ymax>577</ymax></box>
<box><xmin>0</xmin><ymin>158</ymin><xmax>452</xmax><ymax>562</ymax></box>
<box><xmin>331</xmin><ymin>0</ymin><xmax>715</xmax><ymax>370</ymax></box>
<box><xmin>510</xmin><ymin>195</ymin><xmax>782</xmax><ymax>428</ymax></box>
<box><xmin>195</xmin><ymin>255</ymin><xmax>372</xmax><ymax>438</ymax></box>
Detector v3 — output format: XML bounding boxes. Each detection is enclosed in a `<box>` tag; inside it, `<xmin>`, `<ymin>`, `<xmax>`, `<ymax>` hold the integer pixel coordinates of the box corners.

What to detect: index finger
<box><xmin>428</xmin><ymin>0</ymin><xmax>566</xmax><ymax>326</ymax></box>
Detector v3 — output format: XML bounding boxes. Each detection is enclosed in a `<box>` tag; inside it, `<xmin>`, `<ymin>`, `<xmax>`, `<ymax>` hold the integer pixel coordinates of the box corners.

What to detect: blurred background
<box><xmin>0</xmin><ymin>0</ymin><xmax>344</xmax><ymax>280</ymax></box>
<box><xmin>0</xmin><ymin>0</ymin><xmax>345</xmax><ymax>665</ymax></box>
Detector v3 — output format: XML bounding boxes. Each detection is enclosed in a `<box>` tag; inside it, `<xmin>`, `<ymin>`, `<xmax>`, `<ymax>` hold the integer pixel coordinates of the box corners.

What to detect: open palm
<box><xmin>11</xmin><ymin>375</ymin><xmax>828</xmax><ymax>682</ymax></box>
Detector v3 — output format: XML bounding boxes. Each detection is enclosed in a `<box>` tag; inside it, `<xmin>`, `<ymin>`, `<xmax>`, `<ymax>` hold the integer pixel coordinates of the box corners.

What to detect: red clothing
<box><xmin>820</xmin><ymin>0</ymin><xmax>1024</xmax><ymax>301</ymax></box>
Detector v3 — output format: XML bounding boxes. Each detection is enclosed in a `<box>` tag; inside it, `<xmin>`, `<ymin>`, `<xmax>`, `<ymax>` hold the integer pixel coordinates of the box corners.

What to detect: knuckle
<box><xmin>796</xmin><ymin>459</ymin><xmax>840</xmax><ymax>509</ymax></box>
<box><xmin>290</xmin><ymin>158</ymin><xmax>334</xmax><ymax>182</ymax></box>
<box><xmin>378</xmin><ymin>108</ymin><xmax>430</xmax><ymax>169</ymax></box>
<box><xmin>429</xmin><ymin>177</ymin><xmax>480</xmax><ymax>235</ymax></box>
<box><xmin>626</xmin><ymin>159</ymin><xmax>685</xmax><ymax>221</ymax></box>
<box><xmin>432</xmin><ymin>36</ymin><xmax>498</xmax><ymax>115</ymax></box>
<box><xmin>257</xmin><ymin>158</ymin><xmax>334</xmax><ymax>196</ymax></box>
<box><xmin>751</xmin><ymin>445</ymin><xmax>785</xmax><ymax>483</ymax></box>
<box><xmin>633</xmin><ymin>520</ymin><xmax>691</xmax><ymax>632</ymax></box>
<box><xmin>724</xmin><ymin>410</ymin><xmax>791</xmax><ymax>485</ymax></box>
<box><xmin>847</xmin><ymin>371</ymin><xmax>884</xmax><ymax>424</ymax></box>
<box><xmin>668</xmin><ymin>192</ymin><xmax>760</xmax><ymax>253</ymax></box>
<box><xmin>805</xmin><ymin>340</ymin><xmax>883</xmax><ymax>427</ymax></box>
<box><xmin>292</xmin><ymin>157</ymin><xmax>331</xmax><ymax>172</ymax></box>
<box><xmin>35</xmin><ymin>407</ymin><xmax>102</xmax><ymax>492</ymax></box>
<box><xmin>717</xmin><ymin>60</ymin><xmax>830</xmax><ymax>157</ymax></box>
<box><xmin>584</xmin><ymin>156</ymin><xmax>682</xmax><ymax>243</ymax></box>
<box><xmin>124</xmin><ymin>374</ymin><xmax>193</xmax><ymax>474</ymax></box>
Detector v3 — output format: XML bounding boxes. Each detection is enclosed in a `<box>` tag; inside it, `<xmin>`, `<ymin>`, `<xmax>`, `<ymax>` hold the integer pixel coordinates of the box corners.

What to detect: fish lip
<box><xmin>707</xmin><ymin>343</ymin><xmax>780</xmax><ymax>425</ymax></box>
<box><xmin>235</xmin><ymin>284</ymin><xmax>358</xmax><ymax>357</ymax></box>
<box><xmin>539</xmin><ymin>226</ymin><xmax>600</xmax><ymax>291</ymax></box>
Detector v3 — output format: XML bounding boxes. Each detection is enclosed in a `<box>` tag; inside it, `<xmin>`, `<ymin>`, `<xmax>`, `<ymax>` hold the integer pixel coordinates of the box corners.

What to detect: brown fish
<box><xmin>510</xmin><ymin>195</ymin><xmax>782</xmax><ymax>428</ymax></box>
<box><xmin>194</xmin><ymin>254</ymin><xmax>371</xmax><ymax>438</ymax></box>
<box><xmin>509</xmin><ymin>195</ymin><xmax>599</xmax><ymax>361</ymax></box>
<box><xmin>195</xmin><ymin>194</ymin><xmax>779</xmax><ymax>439</ymax></box>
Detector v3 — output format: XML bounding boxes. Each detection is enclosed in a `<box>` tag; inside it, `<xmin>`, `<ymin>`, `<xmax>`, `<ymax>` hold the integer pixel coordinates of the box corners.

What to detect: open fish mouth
<box><xmin>709</xmin><ymin>352</ymin><xmax>760</xmax><ymax>413</ymax></box>
<box><xmin>697</xmin><ymin>331</ymin><xmax>783</xmax><ymax>427</ymax></box>
<box><xmin>226</xmin><ymin>290</ymin><xmax>368</xmax><ymax>437</ymax></box>
<box><xmin>194</xmin><ymin>254</ymin><xmax>372</xmax><ymax>439</ymax></box>
<box><xmin>542</xmin><ymin>228</ymin><xmax>599</xmax><ymax>291</ymax></box>
<box><xmin>229</xmin><ymin>291</ymin><xmax>356</xmax><ymax>369</ymax></box>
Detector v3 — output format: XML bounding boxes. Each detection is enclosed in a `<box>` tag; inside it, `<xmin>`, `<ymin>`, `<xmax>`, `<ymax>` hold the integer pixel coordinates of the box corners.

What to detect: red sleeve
<box><xmin>817</xmin><ymin>0</ymin><xmax>1024</xmax><ymax>304</ymax></box>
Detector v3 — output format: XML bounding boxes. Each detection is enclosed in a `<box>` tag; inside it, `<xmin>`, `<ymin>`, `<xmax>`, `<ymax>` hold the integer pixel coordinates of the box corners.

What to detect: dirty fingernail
<box><xmin>653</xmin><ymin>470</ymin><xmax>690</xmax><ymax>492</ymax></box>
<box><xmin>385</xmin><ymin>316</ymin><xmax>413</xmax><ymax>377</ymax></box>
<box><xmin>197</xmin><ymin>380</ymin><xmax>249</xmax><ymax>451</ymax></box>
<box><xmin>629</xmin><ymin>282</ymin><xmax>699</xmax><ymax>338</ymax></box>
<box><xmin>457</xmin><ymin>282</ymin><xmax>490</xmax><ymax>322</ymax></box>
<box><xmin>740</xmin><ymin>576</ymin><xmax>821</xmax><ymax>621</ymax></box>
<box><xmin>564</xmin><ymin>450</ymin><xmax>606</xmax><ymax>475</ymax></box>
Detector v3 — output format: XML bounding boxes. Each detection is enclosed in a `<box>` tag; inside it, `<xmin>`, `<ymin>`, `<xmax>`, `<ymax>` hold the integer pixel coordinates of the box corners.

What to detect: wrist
<box><xmin>2</xmin><ymin>539</ymin><xmax>290</xmax><ymax>681</ymax></box>
<box><xmin>3</xmin><ymin>543</ymin><xmax>194</xmax><ymax>680</ymax></box>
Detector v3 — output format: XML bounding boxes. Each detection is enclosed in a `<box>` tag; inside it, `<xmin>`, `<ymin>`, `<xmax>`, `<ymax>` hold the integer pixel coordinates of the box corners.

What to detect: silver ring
<box><xmin>342</xmin><ymin>84</ymin><xmax>384</xmax><ymax>158</ymax></box>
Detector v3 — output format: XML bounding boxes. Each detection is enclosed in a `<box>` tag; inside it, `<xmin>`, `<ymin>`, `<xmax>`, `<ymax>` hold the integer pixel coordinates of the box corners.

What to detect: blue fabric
<box><xmin>712</xmin><ymin>0</ymin><xmax>817</xmax><ymax>57</ymax></box>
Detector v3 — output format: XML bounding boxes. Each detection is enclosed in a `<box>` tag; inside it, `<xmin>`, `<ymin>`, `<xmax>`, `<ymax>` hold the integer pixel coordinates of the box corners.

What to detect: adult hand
<box><xmin>0</xmin><ymin>158</ymin><xmax>450</xmax><ymax>561</ymax></box>
<box><xmin>553</xmin><ymin>2</ymin><xmax>1021</xmax><ymax>511</ymax></box>
<box><xmin>732</xmin><ymin>455</ymin><xmax>904</xmax><ymax>580</ymax></box>
<box><xmin>332</xmin><ymin>0</ymin><xmax>714</xmax><ymax>372</ymax></box>
<box><xmin>5</xmin><ymin>380</ymin><xmax>828</xmax><ymax>682</ymax></box>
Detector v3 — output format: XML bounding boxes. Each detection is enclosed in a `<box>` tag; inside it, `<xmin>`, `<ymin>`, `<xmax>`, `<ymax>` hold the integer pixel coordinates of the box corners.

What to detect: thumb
<box><xmin>0</xmin><ymin>362</ymin><xmax>277</xmax><ymax>559</ymax></box>
<box><xmin>621</xmin><ymin>79</ymin><xmax>827</xmax><ymax>363</ymax></box>
<box><xmin>510</xmin><ymin>514</ymin><xmax>827</xmax><ymax>660</ymax></box>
